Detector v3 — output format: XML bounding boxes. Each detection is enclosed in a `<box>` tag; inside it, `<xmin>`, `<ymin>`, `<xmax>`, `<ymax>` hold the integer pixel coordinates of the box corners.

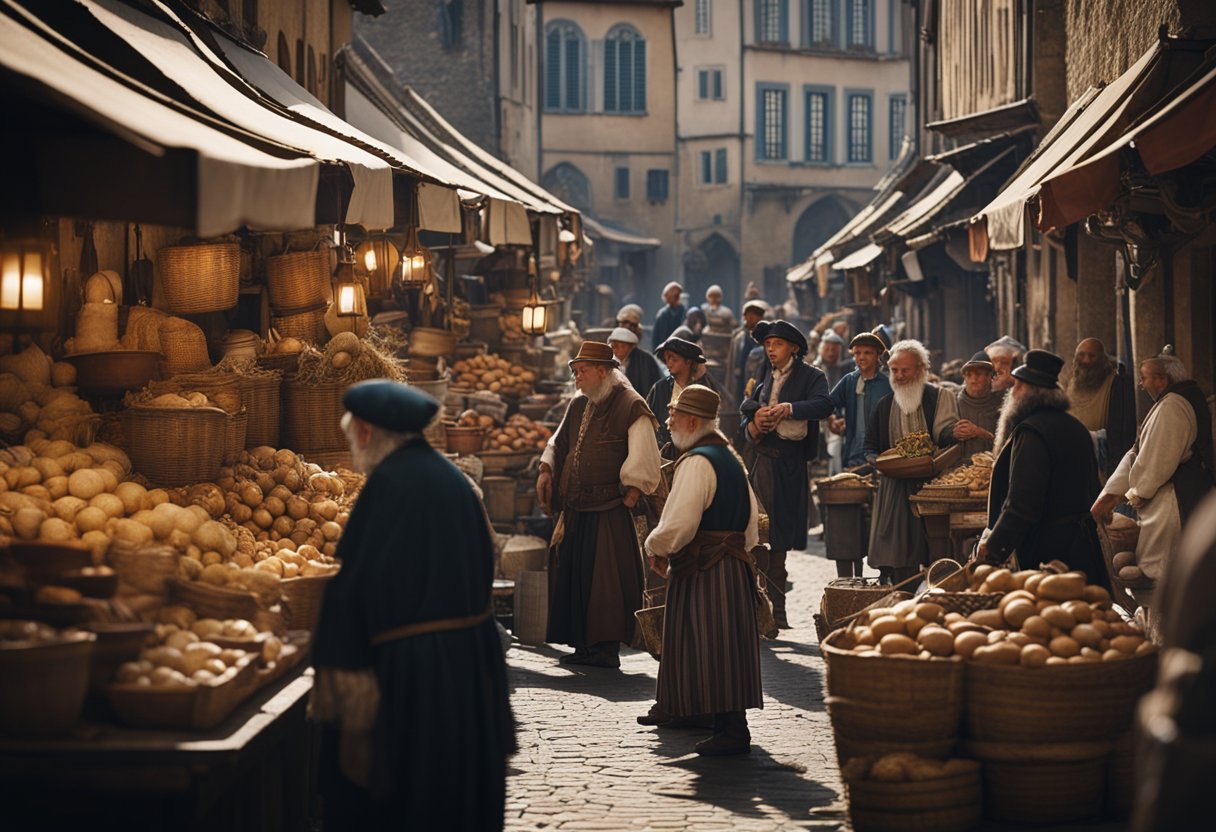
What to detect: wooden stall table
<box><xmin>910</xmin><ymin>493</ymin><xmax>988</xmax><ymax>561</ymax></box>
<box><xmin>0</xmin><ymin>667</ymin><xmax>317</xmax><ymax>832</ymax></box>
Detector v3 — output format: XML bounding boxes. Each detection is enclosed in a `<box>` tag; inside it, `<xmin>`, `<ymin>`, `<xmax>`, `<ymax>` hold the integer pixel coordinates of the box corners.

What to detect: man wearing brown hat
<box><xmin>537</xmin><ymin>342</ymin><xmax>663</xmax><ymax>667</ymax></box>
<box><xmin>954</xmin><ymin>351</ymin><xmax>1003</xmax><ymax>459</ymax></box>
<box><xmin>977</xmin><ymin>349</ymin><xmax>1107</xmax><ymax>586</ymax></box>
<box><xmin>644</xmin><ymin>384</ymin><xmax>763</xmax><ymax>756</ymax></box>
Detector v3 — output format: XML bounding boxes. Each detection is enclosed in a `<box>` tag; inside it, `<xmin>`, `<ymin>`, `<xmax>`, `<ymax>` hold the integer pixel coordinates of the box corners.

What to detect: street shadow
<box><xmin>756</xmin><ymin>642</ymin><xmax>828</xmax><ymax>713</ymax></box>
<box><xmin>654</xmin><ymin>743</ymin><xmax>843</xmax><ymax>828</ymax></box>
<box><xmin>506</xmin><ymin>644</ymin><xmax>658</xmax><ymax>705</ymax></box>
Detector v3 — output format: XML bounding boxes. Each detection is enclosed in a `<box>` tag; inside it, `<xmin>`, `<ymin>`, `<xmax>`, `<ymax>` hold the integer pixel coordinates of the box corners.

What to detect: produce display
<box><xmin>842</xmin><ymin>753</ymin><xmax>979</xmax><ymax>783</ymax></box>
<box><xmin>263</xmin><ymin>331</ymin><xmax>303</xmax><ymax>356</ymax></box>
<box><xmin>892</xmin><ymin>431</ymin><xmax>934</xmax><ymax>458</ymax></box>
<box><xmin>836</xmin><ymin>564</ymin><xmax>1151</xmax><ymax>666</ymax></box>
<box><xmin>0</xmin><ymin>619</ymin><xmax>62</xmax><ymax>643</ymax></box>
<box><xmin>483</xmin><ymin>414</ymin><xmax>551</xmax><ymax>453</ymax></box>
<box><xmin>0</xmin><ymin>343</ymin><xmax>96</xmax><ymax>443</ymax></box>
<box><xmin>451</xmin><ymin>353</ymin><xmax>535</xmax><ymax>396</ymax></box>
<box><xmin>921</xmin><ymin>452</ymin><xmax>994</xmax><ymax>495</ymax></box>
<box><xmin>291</xmin><ymin>331</ymin><xmax>405</xmax><ymax>383</ymax></box>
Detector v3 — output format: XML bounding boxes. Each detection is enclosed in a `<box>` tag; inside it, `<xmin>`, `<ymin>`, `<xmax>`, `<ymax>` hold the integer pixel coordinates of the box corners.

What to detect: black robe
<box><xmin>313</xmin><ymin>439</ymin><xmax>516</xmax><ymax>830</ymax></box>
<box><xmin>646</xmin><ymin>369</ymin><xmax>734</xmax><ymax>459</ymax></box>
<box><xmin>985</xmin><ymin>405</ymin><xmax>1109</xmax><ymax>588</ymax></box>
<box><xmin>623</xmin><ymin>346</ymin><xmax>663</xmax><ymax>398</ymax></box>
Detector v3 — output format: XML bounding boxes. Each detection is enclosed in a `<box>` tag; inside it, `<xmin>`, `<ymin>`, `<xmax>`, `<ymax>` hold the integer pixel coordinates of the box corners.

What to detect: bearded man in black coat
<box><xmin>977</xmin><ymin>350</ymin><xmax>1110</xmax><ymax>588</ymax></box>
<box><xmin>311</xmin><ymin>381</ymin><xmax>515</xmax><ymax>830</ymax></box>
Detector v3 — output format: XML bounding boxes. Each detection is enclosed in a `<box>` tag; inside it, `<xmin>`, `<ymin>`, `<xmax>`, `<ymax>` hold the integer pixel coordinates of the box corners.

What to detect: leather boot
<box><xmin>768</xmin><ymin>550</ymin><xmax>790</xmax><ymax>629</ymax></box>
<box><xmin>695</xmin><ymin>712</ymin><xmax>751</xmax><ymax>756</ymax></box>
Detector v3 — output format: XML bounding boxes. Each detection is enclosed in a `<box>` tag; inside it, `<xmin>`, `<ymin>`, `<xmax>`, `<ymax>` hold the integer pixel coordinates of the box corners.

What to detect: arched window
<box><xmin>276</xmin><ymin>32</ymin><xmax>291</xmax><ymax>75</ymax></box>
<box><xmin>604</xmin><ymin>25</ymin><xmax>645</xmax><ymax>114</ymax></box>
<box><xmin>295</xmin><ymin>38</ymin><xmax>304</xmax><ymax>85</ymax></box>
<box><xmin>544</xmin><ymin>21</ymin><xmax>585</xmax><ymax>112</ymax></box>
<box><xmin>541</xmin><ymin>163</ymin><xmax>592</xmax><ymax>214</ymax></box>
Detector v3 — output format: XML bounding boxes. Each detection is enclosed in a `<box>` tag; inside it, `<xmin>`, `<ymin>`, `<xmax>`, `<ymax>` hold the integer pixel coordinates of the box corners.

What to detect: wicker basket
<box><xmin>964</xmin><ymin>651</ymin><xmax>1157</xmax><ymax>742</ymax></box>
<box><xmin>500</xmin><ymin>536</ymin><xmax>547</xmax><ymax>581</ymax></box>
<box><xmin>477</xmin><ymin>449</ymin><xmax>537</xmax><ymax>474</ymax></box>
<box><xmin>846</xmin><ymin>764</ymin><xmax>982</xmax><ymax>832</ymax></box>
<box><xmin>482</xmin><ymin>476</ymin><xmax>516</xmax><ymax>523</ymax></box>
<box><xmin>257</xmin><ymin>352</ymin><xmax>300</xmax><ymax>374</ymax></box>
<box><xmin>266</xmin><ymin>248</ymin><xmax>331</xmax><ymax>310</ymax></box>
<box><xmin>822</xmin><ymin>578</ymin><xmax>899</xmax><ymax>626</ymax></box>
<box><xmin>107</xmin><ymin>655</ymin><xmax>257</xmax><ymax>730</ymax></box>
<box><xmin>158</xmin><ymin>242</ymin><xmax>240</xmax><ymax>314</ymax></box>
<box><xmin>159</xmin><ymin>319</ymin><xmax>212</xmax><ymax>376</ymax></box>
<box><xmin>965</xmin><ymin>739</ymin><xmax>1111</xmax><ymax>825</ymax></box>
<box><xmin>239</xmin><ymin>373</ymin><xmax>282</xmax><ymax>447</ymax></box>
<box><xmin>84</xmin><ymin>622</ymin><xmax>155</xmax><ymax>691</ymax></box>
<box><xmin>282</xmin><ymin>377</ymin><xmax>348</xmax><ymax>455</ymax></box>
<box><xmin>823</xmin><ymin>629</ymin><xmax>965</xmax><ymax>764</ymax></box>
<box><xmin>169</xmin><ymin>578</ymin><xmax>263</xmax><ymax>623</ymax></box>
<box><xmin>410</xmin><ymin>326</ymin><xmax>457</xmax><ymax>358</ymax></box>
<box><xmin>835</xmin><ymin>735</ymin><xmax>958</xmax><ymax>765</ymax></box>
<box><xmin>66</xmin><ymin>350</ymin><xmax>161</xmax><ymax>397</ymax></box>
<box><xmin>446</xmin><ymin>425</ymin><xmax>486</xmax><ymax>456</ymax></box>
<box><xmin>0</xmin><ymin>632</ymin><xmax>96</xmax><ymax>737</ymax></box>
<box><xmin>224</xmin><ymin>409</ymin><xmax>248</xmax><ymax>465</ymax></box>
<box><xmin>875</xmin><ymin>445</ymin><xmax>964</xmax><ymax>479</ymax></box>
<box><xmin>1106</xmin><ymin>730</ymin><xmax>1136</xmax><ymax>818</ymax></box>
<box><xmin>123</xmin><ymin>406</ymin><xmax>227</xmax><ymax>486</ymax></box>
<box><xmin>107</xmin><ymin>541</ymin><xmax>180</xmax><ymax>595</ymax></box>
<box><xmin>280</xmin><ymin>572</ymin><xmax>335</xmax><ymax>633</ymax></box>
<box><xmin>634</xmin><ymin>587</ymin><xmax>666</xmax><ymax>658</ymax></box>
<box><xmin>272</xmin><ymin>302</ymin><xmax>330</xmax><ymax>345</ymax></box>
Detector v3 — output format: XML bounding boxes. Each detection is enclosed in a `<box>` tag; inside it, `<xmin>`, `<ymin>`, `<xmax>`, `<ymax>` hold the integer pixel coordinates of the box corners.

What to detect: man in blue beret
<box><xmin>311</xmin><ymin>380</ymin><xmax>515</xmax><ymax>830</ymax></box>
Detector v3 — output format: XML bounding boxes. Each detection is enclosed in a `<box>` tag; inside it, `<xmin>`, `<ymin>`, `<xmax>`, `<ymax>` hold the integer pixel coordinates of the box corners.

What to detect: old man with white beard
<box><xmin>644</xmin><ymin>384</ymin><xmax>762</xmax><ymax>756</ymax></box>
<box><xmin>312</xmin><ymin>381</ymin><xmax>515</xmax><ymax>830</ymax></box>
<box><xmin>537</xmin><ymin>341</ymin><xmax>663</xmax><ymax>669</ymax></box>
<box><xmin>863</xmin><ymin>340</ymin><xmax>959</xmax><ymax>583</ymax></box>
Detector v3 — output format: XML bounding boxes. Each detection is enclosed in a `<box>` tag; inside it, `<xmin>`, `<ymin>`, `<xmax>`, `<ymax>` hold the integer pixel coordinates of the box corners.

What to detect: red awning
<box><xmin>1035</xmin><ymin>60</ymin><xmax>1216</xmax><ymax>231</ymax></box>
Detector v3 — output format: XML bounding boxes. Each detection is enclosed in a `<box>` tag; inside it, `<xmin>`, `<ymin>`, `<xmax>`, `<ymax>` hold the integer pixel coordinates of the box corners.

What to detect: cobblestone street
<box><xmin>504</xmin><ymin>544</ymin><xmax>850</xmax><ymax>832</ymax></box>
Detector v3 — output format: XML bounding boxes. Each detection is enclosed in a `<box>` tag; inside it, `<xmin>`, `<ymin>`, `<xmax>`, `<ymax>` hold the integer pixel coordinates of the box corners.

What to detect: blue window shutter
<box><xmin>755</xmin><ymin>85</ymin><xmax>764</xmax><ymax>159</ymax></box>
<box><xmin>545</xmin><ymin>28</ymin><xmax>561</xmax><ymax>109</ymax></box>
<box><xmin>566</xmin><ymin>35</ymin><xmax>581</xmax><ymax>110</ymax></box>
<box><xmin>603</xmin><ymin>38</ymin><xmax>616</xmax><ymax>112</ymax></box>
<box><xmin>715</xmin><ymin>148</ymin><xmax>727</xmax><ymax>182</ymax></box>
<box><xmin>701</xmin><ymin>151</ymin><xmax>712</xmax><ymax>183</ymax></box>
<box><xmin>713</xmin><ymin>69</ymin><xmax>723</xmax><ymax>99</ymax></box>
<box><xmin>781</xmin><ymin>90</ymin><xmax>788</xmax><ymax>158</ymax></box>
<box><xmin>634</xmin><ymin>38</ymin><xmax>646</xmax><ymax>111</ymax></box>
<box><xmin>698</xmin><ymin>69</ymin><xmax>708</xmax><ymax>99</ymax></box>
<box><xmin>620</xmin><ymin>39</ymin><xmax>633</xmax><ymax>113</ymax></box>
<box><xmin>781</xmin><ymin>0</ymin><xmax>789</xmax><ymax>42</ymax></box>
<box><xmin>615</xmin><ymin>167</ymin><xmax>630</xmax><ymax>199</ymax></box>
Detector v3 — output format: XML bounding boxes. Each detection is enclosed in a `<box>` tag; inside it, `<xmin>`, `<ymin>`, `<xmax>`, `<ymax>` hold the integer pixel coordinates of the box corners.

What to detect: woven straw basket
<box><xmin>282</xmin><ymin>378</ymin><xmax>347</xmax><ymax>455</ymax></box>
<box><xmin>266</xmin><ymin>248</ymin><xmax>330</xmax><ymax>310</ymax></box>
<box><xmin>0</xmin><ymin>633</ymin><xmax>96</xmax><ymax>737</ymax></box>
<box><xmin>514</xmin><ymin>570</ymin><xmax>548</xmax><ymax>645</ymax></box>
<box><xmin>158</xmin><ymin>243</ymin><xmax>240</xmax><ymax>314</ymax></box>
<box><xmin>633</xmin><ymin>586</ymin><xmax>666</xmax><ymax>657</ymax></box>
<box><xmin>224</xmin><ymin>409</ymin><xmax>248</xmax><ymax>465</ymax></box>
<box><xmin>272</xmin><ymin>303</ymin><xmax>330</xmax><ymax>345</ymax></box>
<box><xmin>239</xmin><ymin>373</ymin><xmax>282</xmax><ymax>448</ymax></box>
<box><xmin>123</xmin><ymin>406</ymin><xmax>227</xmax><ymax>486</ymax></box>
<box><xmin>445</xmin><ymin>425</ymin><xmax>485</xmax><ymax>456</ymax></box>
<box><xmin>846</xmin><ymin>765</ymin><xmax>982</xmax><ymax>832</ymax></box>
<box><xmin>281</xmin><ymin>573</ymin><xmax>335</xmax><ymax>632</ymax></box>
<box><xmin>169</xmin><ymin>578</ymin><xmax>262</xmax><ymax>623</ymax></box>
<box><xmin>158</xmin><ymin>320</ymin><xmax>211</xmax><ymax>376</ymax></box>
<box><xmin>107</xmin><ymin>541</ymin><xmax>179</xmax><ymax>595</ymax></box>
<box><xmin>965</xmin><ymin>739</ymin><xmax>1111</xmax><ymax>825</ymax></box>
<box><xmin>964</xmin><ymin>651</ymin><xmax>1157</xmax><ymax>742</ymax></box>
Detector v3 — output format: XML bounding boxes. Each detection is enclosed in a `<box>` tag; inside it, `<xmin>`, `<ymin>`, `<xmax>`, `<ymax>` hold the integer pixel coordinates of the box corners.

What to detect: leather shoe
<box><xmin>566</xmin><ymin>651</ymin><xmax>620</xmax><ymax>669</ymax></box>
<box><xmin>694</xmin><ymin>732</ymin><xmax>751</xmax><ymax>756</ymax></box>
<box><xmin>658</xmin><ymin>715</ymin><xmax>714</xmax><ymax>730</ymax></box>
<box><xmin>637</xmin><ymin>704</ymin><xmax>671</xmax><ymax>726</ymax></box>
<box><xmin>559</xmin><ymin>648</ymin><xmax>592</xmax><ymax>665</ymax></box>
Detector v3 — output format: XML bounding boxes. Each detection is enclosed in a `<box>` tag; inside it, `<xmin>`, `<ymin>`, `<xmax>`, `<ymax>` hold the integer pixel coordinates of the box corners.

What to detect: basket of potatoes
<box><xmin>477</xmin><ymin>414</ymin><xmax>550</xmax><ymax>474</ymax></box>
<box><xmin>842</xmin><ymin>753</ymin><xmax>982</xmax><ymax>832</ymax></box>
<box><xmin>450</xmin><ymin>353</ymin><xmax>536</xmax><ymax>397</ymax></box>
<box><xmin>448</xmin><ymin>409</ymin><xmax>491</xmax><ymax>455</ymax></box>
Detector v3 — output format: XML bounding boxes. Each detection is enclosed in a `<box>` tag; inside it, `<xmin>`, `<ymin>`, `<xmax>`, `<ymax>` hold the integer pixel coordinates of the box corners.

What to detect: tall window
<box><xmin>757</xmin><ymin>84</ymin><xmax>788</xmax><ymax>160</ymax></box>
<box><xmin>604</xmin><ymin>25</ymin><xmax>646</xmax><ymax>114</ymax></box>
<box><xmin>715</xmin><ymin>148</ymin><xmax>728</xmax><ymax>183</ymax></box>
<box><xmin>848</xmin><ymin>0</ymin><xmax>873</xmax><ymax>48</ymax></box>
<box><xmin>544</xmin><ymin>21</ymin><xmax>585</xmax><ymax>112</ymax></box>
<box><xmin>697</xmin><ymin>67</ymin><xmax>725</xmax><ymax>101</ymax></box>
<box><xmin>699</xmin><ymin>149</ymin><xmax>728</xmax><ymax>184</ymax></box>
<box><xmin>615</xmin><ymin>167</ymin><xmax>630</xmax><ymax>199</ymax></box>
<box><xmin>695</xmin><ymin>0</ymin><xmax>711</xmax><ymax>35</ymax></box>
<box><xmin>847</xmin><ymin>92</ymin><xmax>872</xmax><ymax>163</ymax></box>
<box><xmin>889</xmin><ymin>94</ymin><xmax>907</xmax><ymax>160</ymax></box>
<box><xmin>646</xmin><ymin>169</ymin><xmax>669</xmax><ymax>202</ymax></box>
<box><xmin>756</xmin><ymin>0</ymin><xmax>788</xmax><ymax>44</ymax></box>
<box><xmin>805</xmin><ymin>88</ymin><xmax>832</xmax><ymax>163</ymax></box>
<box><xmin>806</xmin><ymin>0</ymin><xmax>835</xmax><ymax>46</ymax></box>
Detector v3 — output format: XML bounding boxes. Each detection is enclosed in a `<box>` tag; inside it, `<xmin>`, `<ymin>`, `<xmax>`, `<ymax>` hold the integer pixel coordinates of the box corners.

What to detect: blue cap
<box><xmin>342</xmin><ymin>380</ymin><xmax>440</xmax><ymax>433</ymax></box>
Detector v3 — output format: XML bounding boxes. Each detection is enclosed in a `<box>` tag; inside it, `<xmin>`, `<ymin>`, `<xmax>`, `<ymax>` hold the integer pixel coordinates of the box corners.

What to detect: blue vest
<box><xmin>687</xmin><ymin>444</ymin><xmax>749</xmax><ymax>532</ymax></box>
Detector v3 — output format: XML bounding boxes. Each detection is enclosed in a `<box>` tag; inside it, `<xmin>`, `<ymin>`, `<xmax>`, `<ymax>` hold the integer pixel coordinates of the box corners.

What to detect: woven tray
<box><xmin>875</xmin><ymin>444</ymin><xmax>964</xmax><ymax>479</ymax></box>
<box><xmin>106</xmin><ymin>654</ymin><xmax>257</xmax><ymax>731</ymax></box>
<box><xmin>819</xmin><ymin>484</ymin><xmax>875</xmax><ymax>505</ymax></box>
<box><xmin>477</xmin><ymin>448</ymin><xmax>537</xmax><ymax>474</ymax></box>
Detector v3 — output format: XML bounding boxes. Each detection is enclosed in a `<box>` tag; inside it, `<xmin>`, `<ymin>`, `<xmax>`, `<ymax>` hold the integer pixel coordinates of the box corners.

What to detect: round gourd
<box><xmin>68</xmin><ymin>469</ymin><xmax>106</xmax><ymax>500</ymax></box>
<box><xmin>52</xmin><ymin>495</ymin><xmax>87</xmax><ymax>523</ymax></box>
<box><xmin>42</xmin><ymin>476</ymin><xmax>68</xmax><ymax>500</ymax></box>
<box><xmin>148</xmin><ymin>502</ymin><xmax>182</xmax><ymax>539</ymax></box>
<box><xmin>39</xmin><ymin>517</ymin><xmax>75</xmax><ymax>541</ymax></box>
<box><xmin>113</xmin><ymin>481</ymin><xmax>146</xmax><ymax>515</ymax></box>
<box><xmin>878</xmin><ymin>633</ymin><xmax>918</xmax><ymax>655</ymax></box>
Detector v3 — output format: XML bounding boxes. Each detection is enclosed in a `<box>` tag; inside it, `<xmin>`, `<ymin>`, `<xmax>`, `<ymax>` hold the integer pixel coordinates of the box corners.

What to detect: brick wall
<box><xmin>355</xmin><ymin>0</ymin><xmax>500</xmax><ymax>156</ymax></box>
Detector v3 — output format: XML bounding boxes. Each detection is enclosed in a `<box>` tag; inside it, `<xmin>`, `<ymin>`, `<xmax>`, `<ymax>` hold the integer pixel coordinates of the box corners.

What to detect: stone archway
<box><xmin>684</xmin><ymin>232</ymin><xmax>741</xmax><ymax>310</ymax></box>
<box><xmin>540</xmin><ymin>162</ymin><xmax>592</xmax><ymax>215</ymax></box>
<box><xmin>792</xmin><ymin>196</ymin><xmax>853</xmax><ymax>265</ymax></box>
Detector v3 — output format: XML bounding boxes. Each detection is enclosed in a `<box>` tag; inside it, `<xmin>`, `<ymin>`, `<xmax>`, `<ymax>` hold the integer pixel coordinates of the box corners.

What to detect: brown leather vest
<box><xmin>553</xmin><ymin>383</ymin><xmax>655</xmax><ymax>512</ymax></box>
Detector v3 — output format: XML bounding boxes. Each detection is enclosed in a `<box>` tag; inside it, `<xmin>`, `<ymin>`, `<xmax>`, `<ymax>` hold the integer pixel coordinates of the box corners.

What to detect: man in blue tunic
<box><xmin>652</xmin><ymin>281</ymin><xmax>686</xmax><ymax>350</ymax></box>
<box><xmin>741</xmin><ymin>320</ymin><xmax>834</xmax><ymax>628</ymax></box>
<box><xmin>311</xmin><ymin>380</ymin><xmax>515</xmax><ymax>831</ymax></box>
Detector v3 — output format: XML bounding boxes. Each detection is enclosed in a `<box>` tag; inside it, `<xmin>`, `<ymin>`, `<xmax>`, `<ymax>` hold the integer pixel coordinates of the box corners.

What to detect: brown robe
<box><xmin>547</xmin><ymin>383</ymin><xmax>657</xmax><ymax>647</ymax></box>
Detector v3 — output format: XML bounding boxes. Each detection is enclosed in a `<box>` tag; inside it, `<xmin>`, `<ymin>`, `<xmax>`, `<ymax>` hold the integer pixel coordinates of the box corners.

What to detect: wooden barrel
<box><xmin>513</xmin><ymin>570</ymin><xmax>548</xmax><ymax>645</ymax></box>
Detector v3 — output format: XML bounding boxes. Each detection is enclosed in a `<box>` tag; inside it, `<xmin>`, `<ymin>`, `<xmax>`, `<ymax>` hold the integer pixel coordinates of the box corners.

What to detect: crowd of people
<box><xmin>306</xmin><ymin>283</ymin><xmax>1213</xmax><ymax>828</ymax></box>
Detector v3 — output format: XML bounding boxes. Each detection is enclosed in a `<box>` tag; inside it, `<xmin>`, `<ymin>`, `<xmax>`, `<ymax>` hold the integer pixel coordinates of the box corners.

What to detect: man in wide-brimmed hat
<box><xmin>954</xmin><ymin>351</ymin><xmax>1003</xmax><ymax>458</ymax></box>
<box><xmin>312</xmin><ymin>381</ymin><xmax>515</xmax><ymax>829</ymax></box>
<box><xmin>608</xmin><ymin>326</ymin><xmax>663</xmax><ymax>398</ymax></box>
<box><xmin>647</xmin><ymin>336</ymin><xmax>733</xmax><ymax>459</ymax></box>
<box><xmin>977</xmin><ymin>350</ymin><xmax>1108</xmax><ymax>587</ymax></box>
<box><xmin>641</xmin><ymin>384</ymin><xmax>763</xmax><ymax>756</ymax></box>
<box><xmin>741</xmin><ymin>320</ymin><xmax>834</xmax><ymax>627</ymax></box>
<box><xmin>537</xmin><ymin>342</ymin><xmax>663</xmax><ymax>668</ymax></box>
<box><xmin>652</xmin><ymin>281</ymin><xmax>686</xmax><ymax>351</ymax></box>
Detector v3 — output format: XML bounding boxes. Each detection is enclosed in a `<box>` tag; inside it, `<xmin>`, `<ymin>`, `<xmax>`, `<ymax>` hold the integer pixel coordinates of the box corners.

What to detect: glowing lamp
<box><xmin>521</xmin><ymin>288</ymin><xmax>548</xmax><ymax>335</ymax></box>
<box><xmin>333</xmin><ymin>246</ymin><xmax>362</xmax><ymax>318</ymax></box>
<box><xmin>394</xmin><ymin>224</ymin><xmax>432</xmax><ymax>289</ymax></box>
<box><xmin>355</xmin><ymin>234</ymin><xmax>400</xmax><ymax>298</ymax></box>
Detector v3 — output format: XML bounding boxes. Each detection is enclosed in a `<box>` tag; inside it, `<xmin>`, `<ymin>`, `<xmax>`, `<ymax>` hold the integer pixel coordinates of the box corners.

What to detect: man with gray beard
<box><xmin>863</xmin><ymin>340</ymin><xmax>959</xmax><ymax>583</ymax></box>
<box><xmin>312</xmin><ymin>381</ymin><xmax>515</xmax><ymax>830</ymax></box>
<box><xmin>537</xmin><ymin>341</ymin><xmax>663</xmax><ymax>668</ymax></box>
<box><xmin>976</xmin><ymin>351</ymin><xmax>1108</xmax><ymax>587</ymax></box>
<box><xmin>1066</xmin><ymin>338</ymin><xmax>1137</xmax><ymax>477</ymax></box>
<box><xmin>643</xmin><ymin>385</ymin><xmax>763</xmax><ymax>756</ymax></box>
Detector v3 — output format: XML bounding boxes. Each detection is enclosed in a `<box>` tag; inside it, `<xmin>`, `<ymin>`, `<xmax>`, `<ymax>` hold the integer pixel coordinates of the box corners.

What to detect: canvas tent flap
<box><xmin>833</xmin><ymin>243</ymin><xmax>883</xmax><ymax>271</ymax></box>
<box><xmin>0</xmin><ymin>4</ymin><xmax>319</xmax><ymax>235</ymax></box>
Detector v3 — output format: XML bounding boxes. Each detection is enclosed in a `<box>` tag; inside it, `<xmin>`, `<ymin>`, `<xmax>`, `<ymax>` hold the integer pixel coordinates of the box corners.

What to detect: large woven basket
<box><xmin>410</xmin><ymin>326</ymin><xmax>457</xmax><ymax>358</ymax></box>
<box><xmin>281</xmin><ymin>572</ymin><xmax>335</xmax><ymax>632</ymax></box>
<box><xmin>272</xmin><ymin>303</ymin><xmax>330</xmax><ymax>345</ymax></box>
<box><xmin>846</xmin><ymin>764</ymin><xmax>982</xmax><ymax>832</ymax></box>
<box><xmin>965</xmin><ymin>739</ymin><xmax>1110</xmax><ymax>825</ymax></box>
<box><xmin>158</xmin><ymin>242</ymin><xmax>240</xmax><ymax>314</ymax></box>
<box><xmin>0</xmin><ymin>632</ymin><xmax>96</xmax><ymax>737</ymax></box>
<box><xmin>158</xmin><ymin>319</ymin><xmax>212</xmax><ymax>376</ymax></box>
<box><xmin>123</xmin><ymin>406</ymin><xmax>227</xmax><ymax>486</ymax></box>
<box><xmin>445</xmin><ymin>425</ymin><xmax>486</xmax><ymax>456</ymax></box>
<box><xmin>282</xmin><ymin>377</ymin><xmax>347</xmax><ymax>455</ymax></box>
<box><xmin>239</xmin><ymin>373</ymin><xmax>282</xmax><ymax>447</ymax></box>
<box><xmin>266</xmin><ymin>248</ymin><xmax>330</xmax><ymax>310</ymax></box>
<box><xmin>223</xmin><ymin>409</ymin><xmax>248</xmax><ymax>465</ymax></box>
<box><xmin>823</xmin><ymin>629</ymin><xmax>965</xmax><ymax>763</ymax></box>
<box><xmin>107</xmin><ymin>540</ymin><xmax>179</xmax><ymax>595</ymax></box>
<box><xmin>170</xmin><ymin>578</ymin><xmax>263</xmax><ymax>623</ymax></box>
<box><xmin>964</xmin><ymin>651</ymin><xmax>1157</xmax><ymax>742</ymax></box>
